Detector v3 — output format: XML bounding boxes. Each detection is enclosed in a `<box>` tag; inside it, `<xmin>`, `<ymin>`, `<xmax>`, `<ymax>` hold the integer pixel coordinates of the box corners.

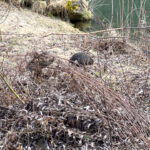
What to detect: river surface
<box><xmin>74</xmin><ymin>0</ymin><xmax>150</xmax><ymax>32</ymax></box>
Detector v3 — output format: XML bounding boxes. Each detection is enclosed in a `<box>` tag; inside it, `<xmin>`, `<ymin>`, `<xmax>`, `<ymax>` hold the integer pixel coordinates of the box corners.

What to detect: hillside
<box><xmin>0</xmin><ymin>1</ymin><xmax>82</xmax><ymax>60</ymax></box>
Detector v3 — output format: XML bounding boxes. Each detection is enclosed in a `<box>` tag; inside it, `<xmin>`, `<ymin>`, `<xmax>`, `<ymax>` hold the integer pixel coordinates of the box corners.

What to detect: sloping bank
<box><xmin>9</xmin><ymin>0</ymin><xmax>92</xmax><ymax>22</ymax></box>
<box><xmin>0</xmin><ymin>1</ymin><xmax>83</xmax><ymax>65</ymax></box>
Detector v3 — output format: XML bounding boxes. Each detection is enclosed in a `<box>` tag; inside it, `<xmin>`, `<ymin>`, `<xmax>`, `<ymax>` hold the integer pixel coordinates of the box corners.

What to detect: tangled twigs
<box><xmin>65</xmin><ymin>66</ymin><xmax>150</xmax><ymax>148</ymax></box>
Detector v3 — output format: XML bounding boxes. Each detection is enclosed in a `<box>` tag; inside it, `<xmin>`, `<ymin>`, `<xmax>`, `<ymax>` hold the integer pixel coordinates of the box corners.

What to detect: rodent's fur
<box><xmin>70</xmin><ymin>52</ymin><xmax>93</xmax><ymax>66</ymax></box>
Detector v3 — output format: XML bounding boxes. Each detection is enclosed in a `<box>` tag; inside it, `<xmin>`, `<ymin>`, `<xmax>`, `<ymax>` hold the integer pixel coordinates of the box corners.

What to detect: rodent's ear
<box><xmin>90</xmin><ymin>58</ymin><xmax>94</xmax><ymax>64</ymax></box>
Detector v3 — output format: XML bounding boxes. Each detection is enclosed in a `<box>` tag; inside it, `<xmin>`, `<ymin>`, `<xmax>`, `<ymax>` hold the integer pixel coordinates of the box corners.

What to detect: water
<box><xmin>75</xmin><ymin>0</ymin><xmax>150</xmax><ymax>32</ymax></box>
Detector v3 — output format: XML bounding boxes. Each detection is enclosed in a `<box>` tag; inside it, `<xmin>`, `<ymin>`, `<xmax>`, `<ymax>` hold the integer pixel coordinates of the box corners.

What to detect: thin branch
<box><xmin>0</xmin><ymin>73</ymin><xmax>25</xmax><ymax>104</ymax></box>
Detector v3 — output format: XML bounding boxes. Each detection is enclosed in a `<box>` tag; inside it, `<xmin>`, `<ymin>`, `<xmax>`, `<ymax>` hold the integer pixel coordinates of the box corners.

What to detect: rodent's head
<box><xmin>89</xmin><ymin>58</ymin><xmax>94</xmax><ymax>65</ymax></box>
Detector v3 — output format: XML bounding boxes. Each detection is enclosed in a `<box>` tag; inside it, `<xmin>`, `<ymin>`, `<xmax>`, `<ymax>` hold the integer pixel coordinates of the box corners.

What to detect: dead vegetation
<box><xmin>0</xmin><ymin>32</ymin><xmax>150</xmax><ymax>149</ymax></box>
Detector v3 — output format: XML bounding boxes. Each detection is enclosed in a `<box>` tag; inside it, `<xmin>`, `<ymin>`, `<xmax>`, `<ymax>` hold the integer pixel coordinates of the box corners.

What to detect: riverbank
<box><xmin>0</xmin><ymin>2</ymin><xmax>81</xmax><ymax>33</ymax></box>
<box><xmin>0</xmin><ymin>1</ymin><xmax>84</xmax><ymax>61</ymax></box>
<box><xmin>0</xmin><ymin>2</ymin><xmax>150</xmax><ymax>149</ymax></box>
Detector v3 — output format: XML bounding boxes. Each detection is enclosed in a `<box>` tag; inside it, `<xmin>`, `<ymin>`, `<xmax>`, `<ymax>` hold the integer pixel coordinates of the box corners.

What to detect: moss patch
<box><xmin>64</xmin><ymin>0</ymin><xmax>79</xmax><ymax>12</ymax></box>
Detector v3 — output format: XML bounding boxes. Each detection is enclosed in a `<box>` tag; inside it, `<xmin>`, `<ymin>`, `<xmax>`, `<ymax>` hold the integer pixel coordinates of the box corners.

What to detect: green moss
<box><xmin>83</xmin><ymin>9</ymin><xmax>92</xmax><ymax>20</ymax></box>
<box><xmin>64</xmin><ymin>0</ymin><xmax>79</xmax><ymax>12</ymax></box>
<box><xmin>48</xmin><ymin>12</ymin><xmax>54</xmax><ymax>18</ymax></box>
<box><xmin>56</xmin><ymin>0</ymin><xmax>92</xmax><ymax>21</ymax></box>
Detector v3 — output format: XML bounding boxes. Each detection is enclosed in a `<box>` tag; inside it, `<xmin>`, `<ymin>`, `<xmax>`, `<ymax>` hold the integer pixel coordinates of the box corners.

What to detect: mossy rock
<box><xmin>68</xmin><ymin>8</ymin><xmax>92</xmax><ymax>21</ymax></box>
<box><xmin>65</xmin><ymin>0</ymin><xmax>92</xmax><ymax>21</ymax></box>
<box><xmin>32</xmin><ymin>1</ymin><xmax>47</xmax><ymax>15</ymax></box>
<box><xmin>48</xmin><ymin>0</ymin><xmax>92</xmax><ymax>21</ymax></box>
<box><xmin>47</xmin><ymin>0</ymin><xmax>67</xmax><ymax>20</ymax></box>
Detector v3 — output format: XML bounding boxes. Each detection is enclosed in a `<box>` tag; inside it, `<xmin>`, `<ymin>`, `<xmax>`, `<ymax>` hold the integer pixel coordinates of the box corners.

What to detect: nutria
<box><xmin>70</xmin><ymin>52</ymin><xmax>94</xmax><ymax>66</ymax></box>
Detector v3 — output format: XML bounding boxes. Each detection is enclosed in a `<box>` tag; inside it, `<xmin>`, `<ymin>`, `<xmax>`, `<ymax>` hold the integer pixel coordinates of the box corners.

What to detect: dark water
<box><xmin>74</xmin><ymin>0</ymin><xmax>150</xmax><ymax>32</ymax></box>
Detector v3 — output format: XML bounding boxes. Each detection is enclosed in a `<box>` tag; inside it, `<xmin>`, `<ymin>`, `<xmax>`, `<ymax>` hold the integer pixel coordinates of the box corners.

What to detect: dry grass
<box><xmin>0</xmin><ymin>32</ymin><xmax>150</xmax><ymax>149</ymax></box>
